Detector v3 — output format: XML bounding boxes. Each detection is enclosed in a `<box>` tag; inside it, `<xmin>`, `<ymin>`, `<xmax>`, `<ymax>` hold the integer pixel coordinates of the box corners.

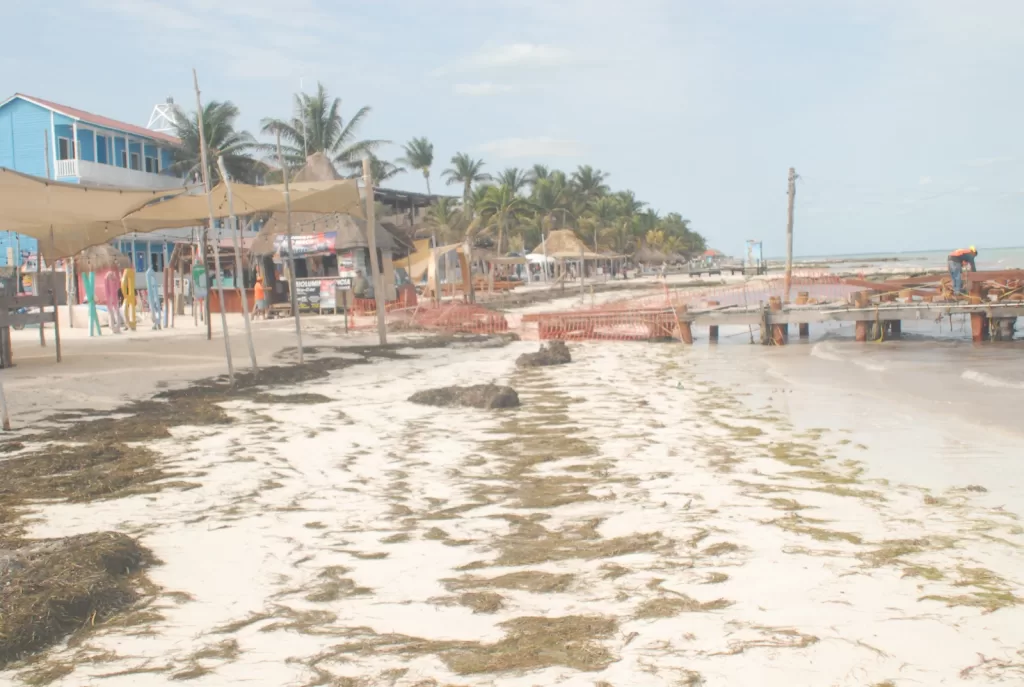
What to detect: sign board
<box><xmin>294</xmin><ymin>278</ymin><xmax>322</xmax><ymax>312</ymax></box>
<box><xmin>191</xmin><ymin>264</ymin><xmax>208</xmax><ymax>299</ymax></box>
<box><xmin>274</xmin><ymin>232</ymin><xmax>337</xmax><ymax>258</ymax></box>
<box><xmin>296</xmin><ymin>275</ymin><xmax>355</xmax><ymax>312</ymax></box>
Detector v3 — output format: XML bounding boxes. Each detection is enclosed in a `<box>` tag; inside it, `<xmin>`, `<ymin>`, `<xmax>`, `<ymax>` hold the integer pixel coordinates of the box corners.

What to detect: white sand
<box><xmin>2</xmin><ymin>278</ymin><xmax>1023</xmax><ymax>685</ymax></box>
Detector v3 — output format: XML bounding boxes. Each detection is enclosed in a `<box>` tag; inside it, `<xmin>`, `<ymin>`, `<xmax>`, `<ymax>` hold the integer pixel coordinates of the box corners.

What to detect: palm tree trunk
<box><xmin>424</xmin><ymin>172</ymin><xmax>432</xmax><ymax>195</ymax></box>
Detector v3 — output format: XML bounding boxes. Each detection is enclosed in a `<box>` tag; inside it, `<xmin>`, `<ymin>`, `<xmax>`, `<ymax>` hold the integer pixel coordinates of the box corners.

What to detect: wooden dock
<box><xmin>525</xmin><ymin>270</ymin><xmax>1024</xmax><ymax>344</ymax></box>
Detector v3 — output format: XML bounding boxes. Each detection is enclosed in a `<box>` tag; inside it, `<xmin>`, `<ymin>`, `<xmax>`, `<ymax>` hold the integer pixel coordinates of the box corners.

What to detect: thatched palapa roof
<box><xmin>633</xmin><ymin>245</ymin><xmax>669</xmax><ymax>263</ymax></box>
<box><xmin>251</xmin><ymin>153</ymin><xmax>396</xmax><ymax>255</ymax></box>
<box><xmin>533</xmin><ymin>230</ymin><xmax>602</xmax><ymax>259</ymax></box>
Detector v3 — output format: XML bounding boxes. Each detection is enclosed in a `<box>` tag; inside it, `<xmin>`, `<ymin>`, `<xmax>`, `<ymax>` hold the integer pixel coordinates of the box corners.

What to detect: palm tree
<box><xmin>170</xmin><ymin>101</ymin><xmax>258</xmax><ymax>184</ymax></box>
<box><xmin>472</xmin><ymin>185</ymin><xmax>532</xmax><ymax>255</ymax></box>
<box><xmin>527</xmin><ymin>164</ymin><xmax>551</xmax><ymax>187</ymax></box>
<box><xmin>496</xmin><ymin>167</ymin><xmax>529</xmax><ymax>195</ymax></box>
<box><xmin>260</xmin><ymin>82</ymin><xmax>383</xmax><ymax>171</ymax></box>
<box><xmin>398</xmin><ymin>137</ymin><xmax>435</xmax><ymax>194</ymax></box>
<box><xmin>587</xmin><ymin>196</ymin><xmax>619</xmax><ymax>251</ymax></box>
<box><xmin>571</xmin><ymin>165</ymin><xmax>609</xmax><ymax>204</ymax></box>
<box><xmin>442</xmin><ymin>153</ymin><xmax>491</xmax><ymax>206</ymax></box>
<box><xmin>344</xmin><ymin>154</ymin><xmax>405</xmax><ymax>184</ymax></box>
<box><xmin>425</xmin><ymin>197</ymin><xmax>467</xmax><ymax>243</ymax></box>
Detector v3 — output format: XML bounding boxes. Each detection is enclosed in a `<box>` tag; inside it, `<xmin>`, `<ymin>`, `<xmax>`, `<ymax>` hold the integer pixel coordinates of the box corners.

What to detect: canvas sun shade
<box><xmin>121</xmin><ymin>179</ymin><xmax>365</xmax><ymax>232</ymax></box>
<box><xmin>0</xmin><ymin>167</ymin><xmax>187</xmax><ymax>260</ymax></box>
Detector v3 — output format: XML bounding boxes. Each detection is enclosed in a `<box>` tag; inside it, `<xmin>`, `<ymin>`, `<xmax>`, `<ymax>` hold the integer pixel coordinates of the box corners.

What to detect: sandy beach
<box><xmin>1</xmin><ymin>278</ymin><xmax>1023</xmax><ymax>687</ymax></box>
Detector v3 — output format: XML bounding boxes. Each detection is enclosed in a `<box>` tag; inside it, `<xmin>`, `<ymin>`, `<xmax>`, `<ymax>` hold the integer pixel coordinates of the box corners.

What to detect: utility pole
<box><xmin>363</xmin><ymin>156</ymin><xmax>388</xmax><ymax>345</ymax></box>
<box><xmin>783</xmin><ymin>167</ymin><xmax>797</xmax><ymax>303</ymax></box>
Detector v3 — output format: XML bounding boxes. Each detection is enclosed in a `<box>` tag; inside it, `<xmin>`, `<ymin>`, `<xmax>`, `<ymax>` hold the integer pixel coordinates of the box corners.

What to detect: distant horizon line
<box><xmin>763</xmin><ymin>246</ymin><xmax>1024</xmax><ymax>261</ymax></box>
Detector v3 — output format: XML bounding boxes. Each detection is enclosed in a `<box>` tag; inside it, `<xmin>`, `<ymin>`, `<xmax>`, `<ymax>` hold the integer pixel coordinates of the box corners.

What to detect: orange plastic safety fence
<box><xmin>522</xmin><ymin>307</ymin><xmax>681</xmax><ymax>341</ymax></box>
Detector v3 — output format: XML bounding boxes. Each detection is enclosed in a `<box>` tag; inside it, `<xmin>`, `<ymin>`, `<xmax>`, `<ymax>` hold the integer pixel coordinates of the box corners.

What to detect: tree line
<box><xmin>170</xmin><ymin>82</ymin><xmax>707</xmax><ymax>257</ymax></box>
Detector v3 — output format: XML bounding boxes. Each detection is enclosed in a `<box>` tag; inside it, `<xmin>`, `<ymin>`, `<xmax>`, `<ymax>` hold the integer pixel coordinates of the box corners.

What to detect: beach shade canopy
<box><xmin>704</xmin><ymin>249</ymin><xmax>722</xmax><ymax>257</ymax></box>
<box><xmin>250</xmin><ymin>212</ymin><xmax>396</xmax><ymax>256</ymax></box>
<box><xmin>0</xmin><ymin>167</ymin><xmax>189</xmax><ymax>260</ymax></box>
<box><xmin>533</xmin><ymin>229</ymin><xmax>602</xmax><ymax>259</ymax></box>
<box><xmin>121</xmin><ymin>178</ymin><xmax>364</xmax><ymax>232</ymax></box>
<box><xmin>75</xmin><ymin>244</ymin><xmax>131</xmax><ymax>272</ymax></box>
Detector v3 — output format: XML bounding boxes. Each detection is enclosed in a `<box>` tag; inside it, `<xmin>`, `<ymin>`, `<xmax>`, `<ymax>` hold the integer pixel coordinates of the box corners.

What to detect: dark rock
<box><xmin>409</xmin><ymin>384</ymin><xmax>520</xmax><ymax>409</ymax></box>
<box><xmin>516</xmin><ymin>341</ymin><xmax>572</xmax><ymax>368</ymax></box>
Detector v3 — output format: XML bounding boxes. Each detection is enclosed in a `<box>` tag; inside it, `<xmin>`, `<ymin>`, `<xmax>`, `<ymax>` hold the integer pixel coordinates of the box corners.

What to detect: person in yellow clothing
<box><xmin>947</xmin><ymin>246</ymin><xmax>977</xmax><ymax>296</ymax></box>
<box><xmin>121</xmin><ymin>266</ymin><xmax>137</xmax><ymax>330</ymax></box>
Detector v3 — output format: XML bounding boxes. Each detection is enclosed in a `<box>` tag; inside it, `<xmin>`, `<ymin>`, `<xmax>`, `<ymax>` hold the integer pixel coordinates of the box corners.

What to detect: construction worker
<box><xmin>947</xmin><ymin>246</ymin><xmax>978</xmax><ymax>296</ymax></box>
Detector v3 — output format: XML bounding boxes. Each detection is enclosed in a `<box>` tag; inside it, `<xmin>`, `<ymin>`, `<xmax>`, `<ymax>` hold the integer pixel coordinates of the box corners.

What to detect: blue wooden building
<box><xmin>0</xmin><ymin>93</ymin><xmax>188</xmax><ymax>268</ymax></box>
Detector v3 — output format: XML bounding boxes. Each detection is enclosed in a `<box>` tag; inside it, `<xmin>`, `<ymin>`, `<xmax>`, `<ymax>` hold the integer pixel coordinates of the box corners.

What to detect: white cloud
<box><xmin>470</xmin><ymin>43</ymin><xmax>575</xmax><ymax>69</ymax></box>
<box><xmin>453</xmin><ymin>82</ymin><xmax>515</xmax><ymax>96</ymax></box>
<box><xmin>435</xmin><ymin>43</ymin><xmax>579</xmax><ymax>76</ymax></box>
<box><xmin>966</xmin><ymin>156</ymin><xmax>1013</xmax><ymax>167</ymax></box>
<box><xmin>476</xmin><ymin>137</ymin><xmax>585</xmax><ymax>158</ymax></box>
<box><xmin>919</xmin><ymin>176</ymin><xmax>932</xmax><ymax>185</ymax></box>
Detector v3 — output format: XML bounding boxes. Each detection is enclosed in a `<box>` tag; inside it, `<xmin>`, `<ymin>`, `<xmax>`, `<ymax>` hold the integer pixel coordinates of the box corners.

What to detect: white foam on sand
<box><xmin>7</xmin><ymin>338</ymin><xmax>1024</xmax><ymax>686</ymax></box>
<box><xmin>962</xmin><ymin>368</ymin><xmax>1024</xmax><ymax>390</ymax></box>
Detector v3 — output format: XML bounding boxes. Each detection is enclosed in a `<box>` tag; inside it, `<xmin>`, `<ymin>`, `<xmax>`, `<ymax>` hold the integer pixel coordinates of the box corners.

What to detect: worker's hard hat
<box><xmin>970</xmin><ymin>245</ymin><xmax>977</xmax><ymax>253</ymax></box>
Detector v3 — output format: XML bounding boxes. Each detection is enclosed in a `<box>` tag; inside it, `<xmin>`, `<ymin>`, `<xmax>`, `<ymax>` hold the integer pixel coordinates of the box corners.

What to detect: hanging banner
<box><xmin>191</xmin><ymin>264</ymin><xmax>208</xmax><ymax>299</ymax></box>
<box><xmin>274</xmin><ymin>232</ymin><xmax>337</xmax><ymax>258</ymax></box>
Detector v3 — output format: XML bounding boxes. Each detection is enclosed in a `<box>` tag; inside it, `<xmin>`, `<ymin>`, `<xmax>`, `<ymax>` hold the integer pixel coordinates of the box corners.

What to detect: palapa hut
<box><xmin>633</xmin><ymin>245</ymin><xmax>670</xmax><ymax>265</ymax></box>
<box><xmin>527</xmin><ymin>229</ymin><xmax>604</xmax><ymax>283</ymax></box>
<box><xmin>249</xmin><ymin>153</ymin><xmax>405</xmax><ymax>310</ymax></box>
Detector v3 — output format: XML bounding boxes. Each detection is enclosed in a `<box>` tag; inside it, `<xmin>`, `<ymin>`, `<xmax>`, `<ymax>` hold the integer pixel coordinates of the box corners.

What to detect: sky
<box><xmin>3</xmin><ymin>0</ymin><xmax>1023</xmax><ymax>256</ymax></box>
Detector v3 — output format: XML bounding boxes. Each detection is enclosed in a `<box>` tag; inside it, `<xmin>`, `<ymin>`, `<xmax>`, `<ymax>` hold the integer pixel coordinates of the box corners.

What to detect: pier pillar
<box><xmin>769</xmin><ymin>296</ymin><xmax>786</xmax><ymax>346</ymax></box>
<box><xmin>969</xmin><ymin>283</ymin><xmax>988</xmax><ymax>342</ymax></box>
<box><xmin>677</xmin><ymin>304</ymin><xmax>693</xmax><ymax>345</ymax></box>
<box><xmin>794</xmin><ymin>292</ymin><xmax>809</xmax><ymax>339</ymax></box>
<box><xmin>855</xmin><ymin>321</ymin><xmax>869</xmax><ymax>342</ymax></box>
<box><xmin>707</xmin><ymin>300</ymin><xmax>719</xmax><ymax>343</ymax></box>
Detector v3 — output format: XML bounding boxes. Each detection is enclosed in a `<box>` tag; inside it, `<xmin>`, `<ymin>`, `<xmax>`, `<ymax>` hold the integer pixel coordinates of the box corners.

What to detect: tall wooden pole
<box><xmin>193</xmin><ymin>68</ymin><xmax>234</xmax><ymax>384</ymax></box>
<box><xmin>275</xmin><ymin>132</ymin><xmax>304</xmax><ymax>364</ymax></box>
<box><xmin>784</xmin><ymin>167</ymin><xmax>796</xmax><ymax>303</ymax></box>
<box><xmin>217</xmin><ymin>157</ymin><xmax>259</xmax><ymax>371</ymax></box>
<box><xmin>363</xmin><ymin>157</ymin><xmax>388</xmax><ymax>345</ymax></box>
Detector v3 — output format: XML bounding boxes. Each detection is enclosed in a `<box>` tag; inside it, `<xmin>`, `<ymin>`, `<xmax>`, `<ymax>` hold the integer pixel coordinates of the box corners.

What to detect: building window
<box><xmin>57</xmin><ymin>138</ymin><xmax>76</xmax><ymax>161</ymax></box>
<box><xmin>96</xmin><ymin>136</ymin><xmax>108</xmax><ymax>164</ymax></box>
<box><xmin>144</xmin><ymin>156</ymin><xmax>160</xmax><ymax>174</ymax></box>
<box><xmin>130</xmin><ymin>152</ymin><xmax>141</xmax><ymax>171</ymax></box>
<box><xmin>120</xmin><ymin>150</ymin><xmax>128</xmax><ymax>168</ymax></box>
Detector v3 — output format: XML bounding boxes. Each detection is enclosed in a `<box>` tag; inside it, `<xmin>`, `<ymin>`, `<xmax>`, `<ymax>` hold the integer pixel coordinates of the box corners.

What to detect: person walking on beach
<box><xmin>252</xmin><ymin>276</ymin><xmax>266</xmax><ymax>320</ymax></box>
<box><xmin>948</xmin><ymin>246</ymin><xmax>978</xmax><ymax>296</ymax></box>
<box><xmin>103</xmin><ymin>268</ymin><xmax>126</xmax><ymax>334</ymax></box>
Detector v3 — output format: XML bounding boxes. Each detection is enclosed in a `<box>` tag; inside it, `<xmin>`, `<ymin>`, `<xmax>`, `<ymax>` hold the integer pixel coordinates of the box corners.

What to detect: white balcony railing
<box><xmin>55</xmin><ymin>159</ymin><xmax>78</xmax><ymax>178</ymax></box>
<box><xmin>53</xmin><ymin>158</ymin><xmax>184</xmax><ymax>190</ymax></box>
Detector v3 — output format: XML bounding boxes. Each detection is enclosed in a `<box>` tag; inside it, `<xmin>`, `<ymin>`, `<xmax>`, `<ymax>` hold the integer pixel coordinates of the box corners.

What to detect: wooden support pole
<box><xmin>50</xmin><ymin>287</ymin><xmax>61</xmax><ymax>363</ymax></box>
<box><xmin>707</xmin><ymin>300</ymin><xmax>719</xmax><ymax>343</ymax></box>
<box><xmin>678</xmin><ymin>304</ymin><xmax>693</xmax><ymax>344</ymax></box>
<box><xmin>783</xmin><ymin>167</ymin><xmax>796</xmax><ymax>303</ymax></box>
<box><xmin>193</xmin><ymin>67</ymin><xmax>234</xmax><ymax>384</ymax></box>
<box><xmin>0</xmin><ymin>381</ymin><xmax>11</xmax><ymax>431</ymax></box>
<box><xmin>362</xmin><ymin>156</ymin><xmax>388</xmax><ymax>345</ymax></box>
<box><xmin>769</xmin><ymin>296</ymin><xmax>786</xmax><ymax>345</ymax></box>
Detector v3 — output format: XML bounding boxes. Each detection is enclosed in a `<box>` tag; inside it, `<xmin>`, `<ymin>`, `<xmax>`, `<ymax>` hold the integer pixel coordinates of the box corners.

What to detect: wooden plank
<box><xmin>966</xmin><ymin>270</ymin><xmax>1024</xmax><ymax>282</ymax></box>
<box><xmin>0</xmin><ymin>312</ymin><xmax>57</xmax><ymax>328</ymax></box>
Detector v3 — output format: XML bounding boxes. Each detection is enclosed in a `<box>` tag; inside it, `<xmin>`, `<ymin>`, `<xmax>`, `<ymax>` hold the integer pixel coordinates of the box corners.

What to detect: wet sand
<box><xmin>5</xmin><ymin>324</ymin><xmax>1023</xmax><ymax>685</ymax></box>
